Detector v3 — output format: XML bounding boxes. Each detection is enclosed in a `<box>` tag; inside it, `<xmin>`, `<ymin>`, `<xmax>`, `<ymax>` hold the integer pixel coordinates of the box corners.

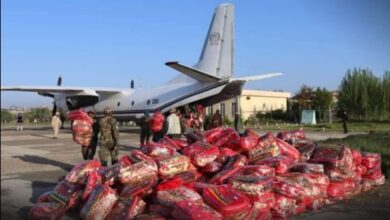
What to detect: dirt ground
<box><xmin>1</xmin><ymin>125</ymin><xmax>389</xmax><ymax>219</ymax></box>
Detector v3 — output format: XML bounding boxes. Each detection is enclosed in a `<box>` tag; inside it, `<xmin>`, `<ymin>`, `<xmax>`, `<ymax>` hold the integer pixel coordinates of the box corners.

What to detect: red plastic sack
<box><xmin>361</xmin><ymin>152</ymin><xmax>381</xmax><ymax>169</ymax></box>
<box><xmin>276</xmin><ymin>138</ymin><xmax>300</xmax><ymax>161</ymax></box>
<box><xmin>185</xmin><ymin>130</ymin><xmax>206</xmax><ymax>144</ymax></box>
<box><xmin>106</xmin><ymin>197</ymin><xmax>146</xmax><ymax>220</ymax></box>
<box><xmin>101</xmin><ymin>163</ymin><xmax>121</xmax><ymax>186</ymax></box>
<box><xmin>156</xmin><ymin>155</ymin><xmax>192</xmax><ymax>178</ymax></box>
<box><xmin>134</xmin><ymin>214</ymin><xmax>165</xmax><ymax>220</ymax></box>
<box><xmin>212</xmin><ymin>128</ymin><xmax>238</xmax><ymax>148</ymax></box>
<box><xmin>128</xmin><ymin>150</ymin><xmax>154</xmax><ymax>164</ymax></box>
<box><xmin>28</xmin><ymin>202</ymin><xmax>67</xmax><ymax>220</ymax></box>
<box><xmin>159</xmin><ymin>136</ymin><xmax>183</xmax><ymax>150</ymax></box>
<box><xmin>149</xmin><ymin>111</ymin><xmax>165</xmax><ymax>133</ymax></box>
<box><xmin>120</xmin><ymin>176</ymin><xmax>157</xmax><ymax>198</ymax></box>
<box><xmin>249</xmin><ymin>132</ymin><xmax>280</xmax><ymax>159</ymax></box>
<box><xmin>142</xmin><ymin>142</ymin><xmax>176</xmax><ymax>158</ymax></box>
<box><xmin>172</xmin><ymin>200</ymin><xmax>223</xmax><ymax>220</ymax></box>
<box><xmin>202</xmin><ymin>185</ymin><xmax>251</xmax><ymax>219</ymax></box>
<box><xmin>80</xmin><ymin>184</ymin><xmax>117</xmax><ymax>220</ymax></box>
<box><xmin>157</xmin><ymin>171</ymin><xmax>197</xmax><ymax>191</ymax></box>
<box><xmin>251</xmin><ymin>156</ymin><xmax>294</xmax><ymax>174</ymax></box>
<box><xmin>209</xmin><ymin>166</ymin><xmax>241</xmax><ymax>184</ymax></box>
<box><xmin>156</xmin><ymin>186</ymin><xmax>203</xmax><ymax>208</ymax></box>
<box><xmin>204</xmin><ymin>127</ymin><xmax>224</xmax><ymax>144</ymax></box>
<box><xmin>218</xmin><ymin>148</ymin><xmax>239</xmax><ymax>164</ymax></box>
<box><xmin>271</xmin><ymin>194</ymin><xmax>296</xmax><ymax>219</ymax></box>
<box><xmin>289</xmin><ymin>163</ymin><xmax>324</xmax><ymax>174</ymax></box>
<box><xmin>246</xmin><ymin>208</ymin><xmax>272</xmax><ymax>220</ymax></box>
<box><xmin>239</xmin><ymin>136</ymin><xmax>259</xmax><ymax>152</ymax></box>
<box><xmin>48</xmin><ymin>180</ymin><xmax>81</xmax><ymax>209</ymax></box>
<box><xmin>276</xmin><ymin>173</ymin><xmax>328</xmax><ymax>199</ymax></box>
<box><xmin>327</xmin><ymin>180</ymin><xmax>355</xmax><ymax>199</ymax></box>
<box><xmin>183</xmin><ymin>141</ymin><xmax>219</xmax><ymax>167</ymax></box>
<box><xmin>82</xmin><ymin>171</ymin><xmax>102</xmax><ymax>201</ymax></box>
<box><xmin>148</xmin><ymin>204</ymin><xmax>173</xmax><ymax>217</ymax></box>
<box><xmin>351</xmin><ymin>149</ymin><xmax>362</xmax><ymax>164</ymax></box>
<box><xmin>295</xmin><ymin>143</ymin><xmax>317</xmax><ymax>161</ymax></box>
<box><xmin>201</xmin><ymin>161</ymin><xmax>223</xmax><ymax>174</ymax></box>
<box><xmin>273</xmin><ymin>177</ymin><xmax>306</xmax><ymax>201</ymax></box>
<box><xmin>325</xmin><ymin>167</ymin><xmax>355</xmax><ymax>182</ymax></box>
<box><xmin>276</xmin><ymin>130</ymin><xmax>305</xmax><ymax>142</ymax></box>
<box><xmin>72</xmin><ymin>120</ymin><xmax>93</xmax><ymax>146</ymax></box>
<box><xmin>354</xmin><ymin>164</ymin><xmax>368</xmax><ymax>176</ymax></box>
<box><xmin>65</xmin><ymin>160</ymin><xmax>101</xmax><ymax>184</ymax></box>
<box><xmin>222</xmin><ymin>154</ymin><xmax>248</xmax><ymax>171</ymax></box>
<box><xmin>36</xmin><ymin>191</ymin><xmax>52</xmax><ymax>203</ymax></box>
<box><xmin>119</xmin><ymin>160</ymin><xmax>158</xmax><ymax>184</ymax></box>
<box><xmin>239</xmin><ymin>165</ymin><xmax>275</xmax><ymax>177</ymax></box>
<box><xmin>243</xmin><ymin>128</ymin><xmax>259</xmax><ymax>138</ymax></box>
<box><xmin>309</xmin><ymin>145</ymin><xmax>354</xmax><ymax>171</ymax></box>
<box><xmin>68</xmin><ymin>109</ymin><xmax>92</xmax><ymax>124</ymax></box>
<box><xmin>250</xmin><ymin>192</ymin><xmax>275</xmax><ymax>211</ymax></box>
<box><xmin>228</xmin><ymin>175</ymin><xmax>273</xmax><ymax>196</ymax></box>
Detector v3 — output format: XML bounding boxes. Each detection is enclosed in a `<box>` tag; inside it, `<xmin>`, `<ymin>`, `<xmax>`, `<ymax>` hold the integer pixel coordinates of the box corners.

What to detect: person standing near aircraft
<box><xmin>81</xmin><ymin>110</ymin><xmax>99</xmax><ymax>160</ymax></box>
<box><xmin>51</xmin><ymin>112</ymin><xmax>62</xmax><ymax>139</ymax></box>
<box><xmin>166</xmin><ymin>108</ymin><xmax>181</xmax><ymax>139</ymax></box>
<box><xmin>98</xmin><ymin>107</ymin><xmax>119</xmax><ymax>166</ymax></box>
<box><xmin>211</xmin><ymin>110</ymin><xmax>223</xmax><ymax>128</ymax></box>
<box><xmin>342</xmin><ymin>111</ymin><xmax>349</xmax><ymax>134</ymax></box>
<box><xmin>234</xmin><ymin>111</ymin><xmax>240</xmax><ymax>132</ymax></box>
<box><xmin>139</xmin><ymin>111</ymin><xmax>151</xmax><ymax>146</ymax></box>
<box><xmin>16</xmin><ymin>113</ymin><xmax>24</xmax><ymax>131</ymax></box>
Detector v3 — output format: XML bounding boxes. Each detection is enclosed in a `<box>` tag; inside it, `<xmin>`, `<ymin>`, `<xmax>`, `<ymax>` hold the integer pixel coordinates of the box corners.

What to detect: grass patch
<box><xmin>246</xmin><ymin>122</ymin><xmax>390</xmax><ymax>132</ymax></box>
<box><xmin>319</xmin><ymin>132</ymin><xmax>390</xmax><ymax>178</ymax></box>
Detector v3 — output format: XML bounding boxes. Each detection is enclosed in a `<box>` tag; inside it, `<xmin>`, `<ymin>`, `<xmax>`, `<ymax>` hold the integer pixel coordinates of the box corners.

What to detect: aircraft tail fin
<box><xmin>194</xmin><ymin>3</ymin><xmax>234</xmax><ymax>79</ymax></box>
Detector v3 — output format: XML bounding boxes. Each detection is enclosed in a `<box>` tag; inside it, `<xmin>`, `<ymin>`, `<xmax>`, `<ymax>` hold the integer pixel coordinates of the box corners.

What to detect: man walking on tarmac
<box><xmin>98</xmin><ymin>107</ymin><xmax>119</xmax><ymax>166</ymax></box>
<box><xmin>51</xmin><ymin>112</ymin><xmax>62</xmax><ymax>139</ymax></box>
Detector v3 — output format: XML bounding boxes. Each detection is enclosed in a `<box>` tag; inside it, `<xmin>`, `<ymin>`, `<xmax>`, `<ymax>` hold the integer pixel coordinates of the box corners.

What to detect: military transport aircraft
<box><xmin>1</xmin><ymin>3</ymin><xmax>282</xmax><ymax>121</ymax></box>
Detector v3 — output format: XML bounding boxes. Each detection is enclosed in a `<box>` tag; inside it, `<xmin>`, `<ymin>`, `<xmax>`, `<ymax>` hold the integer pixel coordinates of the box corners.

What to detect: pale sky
<box><xmin>1</xmin><ymin>0</ymin><xmax>389</xmax><ymax>108</ymax></box>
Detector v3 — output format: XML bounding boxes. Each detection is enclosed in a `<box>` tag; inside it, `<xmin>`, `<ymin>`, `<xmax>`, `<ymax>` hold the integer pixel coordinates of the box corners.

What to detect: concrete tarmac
<box><xmin>1</xmin><ymin>125</ymin><xmax>389</xmax><ymax>219</ymax></box>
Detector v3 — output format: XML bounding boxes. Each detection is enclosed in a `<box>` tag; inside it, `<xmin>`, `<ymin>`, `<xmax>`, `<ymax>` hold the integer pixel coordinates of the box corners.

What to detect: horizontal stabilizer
<box><xmin>165</xmin><ymin>61</ymin><xmax>222</xmax><ymax>82</ymax></box>
<box><xmin>232</xmin><ymin>72</ymin><xmax>283</xmax><ymax>82</ymax></box>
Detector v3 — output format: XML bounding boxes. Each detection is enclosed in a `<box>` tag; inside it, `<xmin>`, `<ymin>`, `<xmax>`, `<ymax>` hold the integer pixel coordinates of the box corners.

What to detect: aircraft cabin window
<box><xmin>117</xmin><ymin>102</ymin><xmax>120</xmax><ymax>106</ymax></box>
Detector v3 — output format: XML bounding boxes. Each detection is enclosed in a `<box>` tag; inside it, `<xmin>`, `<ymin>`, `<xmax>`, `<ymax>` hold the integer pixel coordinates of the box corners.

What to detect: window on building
<box><xmin>231</xmin><ymin>102</ymin><xmax>237</xmax><ymax>117</ymax></box>
<box><xmin>246</xmin><ymin>96</ymin><xmax>250</xmax><ymax>100</ymax></box>
<box><xmin>263</xmin><ymin>103</ymin><xmax>266</xmax><ymax>109</ymax></box>
<box><xmin>220</xmin><ymin>103</ymin><xmax>226</xmax><ymax>117</ymax></box>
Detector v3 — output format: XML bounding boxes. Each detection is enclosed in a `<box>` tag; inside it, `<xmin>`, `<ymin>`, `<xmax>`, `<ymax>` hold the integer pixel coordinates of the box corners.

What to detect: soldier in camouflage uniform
<box><xmin>98</xmin><ymin>107</ymin><xmax>119</xmax><ymax>166</ymax></box>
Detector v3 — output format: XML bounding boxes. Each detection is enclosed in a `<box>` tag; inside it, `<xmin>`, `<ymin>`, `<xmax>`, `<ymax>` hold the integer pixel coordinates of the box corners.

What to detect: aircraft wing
<box><xmin>1</xmin><ymin>86</ymin><xmax>124</xmax><ymax>95</ymax></box>
<box><xmin>232</xmin><ymin>72</ymin><xmax>283</xmax><ymax>82</ymax></box>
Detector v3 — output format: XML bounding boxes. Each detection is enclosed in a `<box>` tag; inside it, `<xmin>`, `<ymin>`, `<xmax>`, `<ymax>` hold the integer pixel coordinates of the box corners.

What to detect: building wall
<box><xmin>206</xmin><ymin>90</ymin><xmax>291</xmax><ymax>121</ymax></box>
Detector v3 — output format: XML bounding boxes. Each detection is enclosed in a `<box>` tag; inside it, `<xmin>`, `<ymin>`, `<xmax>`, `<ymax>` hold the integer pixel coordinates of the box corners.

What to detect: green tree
<box><xmin>382</xmin><ymin>71</ymin><xmax>390</xmax><ymax>120</ymax></box>
<box><xmin>313</xmin><ymin>87</ymin><xmax>334</xmax><ymax>121</ymax></box>
<box><xmin>338</xmin><ymin>68</ymin><xmax>383</xmax><ymax>120</ymax></box>
<box><xmin>24</xmin><ymin>108</ymin><xmax>52</xmax><ymax>122</ymax></box>
<box><xmin>1</xmin><ymin>110</ymin><xmax>14</xmax><ymax>123</ymax></box>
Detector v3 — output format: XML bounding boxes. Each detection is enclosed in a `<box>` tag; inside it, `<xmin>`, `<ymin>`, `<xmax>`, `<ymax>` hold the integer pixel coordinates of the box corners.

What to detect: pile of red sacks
<box><xmin>29</xmin><ymin>128</ymin><xmax>385</xmax><ymax>220</ymax></box>
<box><xmin>68</xmin><ymin>109</ymin><xmax>93</xmax><ymax>146</ymax></box>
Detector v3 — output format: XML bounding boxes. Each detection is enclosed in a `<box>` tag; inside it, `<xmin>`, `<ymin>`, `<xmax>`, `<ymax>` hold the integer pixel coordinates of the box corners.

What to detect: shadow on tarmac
<box><xmin>13</xmin><ymin>155</ymin><xmax>73</xmax><ymax>172</ymax></box>
<box><xmin>17</xmin><ymin>181</ymin><xmax>58</xmax><ymax>219</ymax></box>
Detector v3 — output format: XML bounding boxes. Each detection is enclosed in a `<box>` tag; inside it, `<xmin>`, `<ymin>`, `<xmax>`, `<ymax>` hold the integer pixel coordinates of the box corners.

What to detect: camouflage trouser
<box><xmin>98</xmin><ymin>141</ymin><xmax>118</xmax><ymax>165</ymax></box>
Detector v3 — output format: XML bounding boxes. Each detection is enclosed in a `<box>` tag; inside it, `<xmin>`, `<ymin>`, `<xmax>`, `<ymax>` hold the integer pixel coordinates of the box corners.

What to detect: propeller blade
<box><xmin>52</xmin><ymin>102</ymin><xmax>57</xmax><ymax>116</ymax></box>
<box><xmin>57</xmin><ymin>76</ymin><xmax>62</xmax><ymax>86</ymax></box>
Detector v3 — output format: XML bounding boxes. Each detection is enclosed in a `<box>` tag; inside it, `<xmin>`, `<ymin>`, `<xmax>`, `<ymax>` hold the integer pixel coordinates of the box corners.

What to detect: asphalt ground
<box><xmin>1</xmin><ymin>125</ymin><xmax>389</xmax><ymax>219</ymax></box>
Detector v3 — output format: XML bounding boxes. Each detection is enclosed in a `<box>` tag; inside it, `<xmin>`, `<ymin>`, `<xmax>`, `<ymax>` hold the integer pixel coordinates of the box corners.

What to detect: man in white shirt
<box><xmin>166</xmin><ymin>108</ymin><xmax>181</xmax><ymax>139</ymax></box>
